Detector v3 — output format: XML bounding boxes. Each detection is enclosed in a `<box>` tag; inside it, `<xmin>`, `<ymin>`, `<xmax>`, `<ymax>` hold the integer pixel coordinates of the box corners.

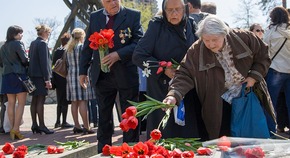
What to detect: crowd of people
<box><xmin>0</xmin><ymin>0</ymin><xmax>289</xmax><ymax>155</ymax></box>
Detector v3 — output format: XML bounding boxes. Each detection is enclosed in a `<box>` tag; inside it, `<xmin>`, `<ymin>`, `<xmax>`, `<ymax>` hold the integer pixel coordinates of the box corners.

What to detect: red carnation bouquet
<box><xmin>88</xmin><ymin>29</ymin><xmax>114</xmax><ymax>73</ymax></box>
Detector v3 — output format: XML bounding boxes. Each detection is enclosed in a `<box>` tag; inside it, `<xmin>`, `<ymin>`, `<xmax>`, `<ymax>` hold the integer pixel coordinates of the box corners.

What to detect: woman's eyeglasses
<box><xmin>255</xmin><ymin>29</ymin><xmax>264</xmax><ymax>33</ymax></box>
<box><xmin>165</xmin><ymin>7</ymin><xmax>184</xmax><ymax>14</ymax></box>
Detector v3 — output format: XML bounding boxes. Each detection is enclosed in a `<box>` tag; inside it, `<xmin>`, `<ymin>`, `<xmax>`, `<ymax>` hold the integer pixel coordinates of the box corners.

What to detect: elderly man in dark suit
<box><xmin>79</xmin><ymin>0</ymin><xmax>143</xmax><ymax>153</ymax></box>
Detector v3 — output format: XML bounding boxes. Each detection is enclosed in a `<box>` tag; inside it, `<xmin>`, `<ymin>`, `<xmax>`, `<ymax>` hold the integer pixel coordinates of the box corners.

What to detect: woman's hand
<box><xmin>242</xmin><ymin>77</ymin><xmax>257</xmax><ymax>88</ymax></box>
<box><xmin>162</xmin><ymin>96</ymin><xmax>177</xmax><ymax>111</ymax></box>
<box><xmin>45</xmin><ymin>81</ymin><xmax>52</xmax><ymax>89</ymax></box>
<box><xmin>163</xmin><ymin>96</ymin><xmax>177</xmax><ymax>105</ymax></box>
<box><xmin>164</xmin><ymin>67</ymin><xmax>176</xmax><ymax>79</ymax></box>
<box><xmin>79</xmin><ymin>75</ymin><xmax>89</xmax><ymax>89</ymax></box>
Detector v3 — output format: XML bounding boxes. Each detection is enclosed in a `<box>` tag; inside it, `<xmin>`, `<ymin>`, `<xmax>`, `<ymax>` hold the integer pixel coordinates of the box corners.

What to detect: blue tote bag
<box><xmin>231</xmin><ymin>84</ymin><xmax>270</xmax><ymax>138</ymax></box>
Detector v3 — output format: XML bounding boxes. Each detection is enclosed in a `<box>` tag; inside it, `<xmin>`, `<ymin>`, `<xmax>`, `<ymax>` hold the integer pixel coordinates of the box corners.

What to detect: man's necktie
<box><xmin>106</xmin><ymin>15</ymin><xmax>114</xmax><ymax>29</ymax></box>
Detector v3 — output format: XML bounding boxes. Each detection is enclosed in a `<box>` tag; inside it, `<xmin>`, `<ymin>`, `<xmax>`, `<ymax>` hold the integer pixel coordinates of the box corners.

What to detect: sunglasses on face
<box><xmin>255</xmin><ymin>29</ymin><xmax>264</xmax><ymax>33</ymax></box>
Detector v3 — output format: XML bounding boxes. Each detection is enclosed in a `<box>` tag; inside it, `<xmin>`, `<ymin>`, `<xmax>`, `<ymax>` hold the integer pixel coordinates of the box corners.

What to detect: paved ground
<box><xmin>0</xmin><ymin>104</ymin><xmax>146</xmax><ymax>157</ymax></box>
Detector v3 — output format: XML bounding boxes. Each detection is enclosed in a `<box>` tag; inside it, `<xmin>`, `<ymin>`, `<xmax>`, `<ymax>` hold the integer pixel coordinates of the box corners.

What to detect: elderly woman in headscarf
<box><xmin>133</xmin><ymin>0</ymin><xmax>201</xmax><ymax>139</ymax></box>
<box><xmin>163</xmin><ymin>15</ymin><xmax>276</xmax><ymax>140</ymax></box>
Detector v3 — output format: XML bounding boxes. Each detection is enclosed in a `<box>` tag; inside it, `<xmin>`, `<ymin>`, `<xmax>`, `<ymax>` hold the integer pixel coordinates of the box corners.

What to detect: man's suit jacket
<box><xmin>80</xmin><ymin>7</ymin><xmax>143</xmax><ymax>89</ymax></box>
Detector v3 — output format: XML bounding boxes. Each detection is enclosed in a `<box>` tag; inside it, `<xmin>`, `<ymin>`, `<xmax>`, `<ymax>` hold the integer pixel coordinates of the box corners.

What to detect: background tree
<box><xmin>123</xmin><ymin>1</ymin><xmax>157</xmax><ymax>31</ymax></box>
<box><xmin>259</xmin><ymin>0</ymin><xmax>282</xmax><ymax>18</ymax></box>
<box><xmin>232</xmin><ymin>0</ymin><xmax>262</xmax><ymax>29</ymax></box>
<box><xmin>27</xmin><ymin>17</ymin><xmax>61</xmax><ymax>49</ymax></box>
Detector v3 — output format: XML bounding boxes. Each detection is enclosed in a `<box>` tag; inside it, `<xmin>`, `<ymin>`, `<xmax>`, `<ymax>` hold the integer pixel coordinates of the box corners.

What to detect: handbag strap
<box><xmin>271</xmin><ymin>38</ymin><xmax>287</xmax><ymax>61</ymax></box>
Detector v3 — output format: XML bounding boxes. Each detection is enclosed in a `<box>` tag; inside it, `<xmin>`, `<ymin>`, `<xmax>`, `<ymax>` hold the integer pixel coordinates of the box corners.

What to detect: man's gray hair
<box><xmin>195</xmin><ymin>15</ymin><xmax>230</xmax><ymax>38</ymax></box>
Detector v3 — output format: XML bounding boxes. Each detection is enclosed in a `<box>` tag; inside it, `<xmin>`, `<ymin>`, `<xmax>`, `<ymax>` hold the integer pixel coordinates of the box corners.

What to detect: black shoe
<box><xmin>31</xmin><ymin>125</ymin><xmax>40</xmax><ymax>134</ymax></box>
<box><xmin>54</xmin><ymin>123</ymin><xmax>61</xmax><ymax>128</ymax></box>
<box><xmin>38</xmin><ymin>126</ymin><xmax>54</xmax><ymax>134</ymax></box>
<box><xmin>83</xmin><ymin>128</ymin><xmax>95</xmax><ymax>135</ymax></box>
<box><xmin>0</xmin><ymin>127</ymin><xmax>5</xmax><ymax>134</ymax></box>
<box><xmin>73</xmin><ymin>127</ymin><xmax>83</xmax><ymax>134</ymax></box>
<box><xmin>61</xmin><ymin>122</ymin><xmax>73</xmax><ymax>128</ymax></box>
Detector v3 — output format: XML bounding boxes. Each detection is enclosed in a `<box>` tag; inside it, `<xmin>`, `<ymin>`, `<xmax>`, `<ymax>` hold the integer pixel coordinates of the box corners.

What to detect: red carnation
<box><xmin>12</xmin><ymin>151</ymin><xmax>26</xmax><ymax>158</ymax></box>
<box><xmin>156</xmin><ymin>67</ymin><xmax>164</xmax><ymax>74</ymax></box>
<box><xmin>150</xmin><ymin>129</ymin><xmax>162</xmax><ymax>140</ymax></box>
<box><xmin>0</xmin><ymin>152</ymin><xmax>5</xmax><ymax>158</ymax></box>
<box><xmin>127</xmin><ymin>116</ymin><xmax>138</xmax><ymax>129</ymax></box>
<box><xmin>120</xmin><ymin>119</ymin><xmax>130</xmax><ymax>132</ymax></box>
<box><xmin>102</xmin><ymin>144</ymin><xmax>111</xmax><ymax>156</ymax></box>
<box><xmin>159</xmin><ymin>61</ymin><xmax>167</xmax><ymax>67</ymax></box>
<box><xmin>182</xmin><ymin>151</ymin><xmax>195</xmax><ymax>158</ymax></box>
<box><xmin>133</xmin><ymin>142</ymin><xmax>149</xmax><ymax>156</ymax></box>
<box><xmin>2</xmin><ymin>142</ymin><xmax>15</xmax><ymax>154</ymax></box>
<box><xmin>125</xmin><ymin>106</ymin><xmax>137</xmax><ymax>117</ymax></box>
<box><xmin>15</xmin><ymin>145</ymin><xmax>28</xmax><ymax>154</ymax></box>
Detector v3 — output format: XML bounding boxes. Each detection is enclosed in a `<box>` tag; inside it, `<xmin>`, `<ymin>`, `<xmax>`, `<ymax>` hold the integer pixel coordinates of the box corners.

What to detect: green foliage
<box><xmin>123</xmin><ymin>1</ymin><xmax>157</xmax><ymax>31</ymax></box>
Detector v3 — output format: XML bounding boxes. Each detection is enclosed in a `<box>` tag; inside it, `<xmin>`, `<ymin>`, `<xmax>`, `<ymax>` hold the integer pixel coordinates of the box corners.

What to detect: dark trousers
<box><xmin>0</xmin><ymin>94</ymin><xmax>8</xmax><ymax>132</ymax></box>
<box><xmin>277</xmin><ymin>91</ymin><xmax>289</xmax><ymax>129</ymax></box>
<box><xmin>219</xmin><ymin>100</ymin><xmax>232</xmax><ymax>137</ymax></box>
<box><xmin>88</xmin><ymin>99</ymin><xmax>98</xmax><ymax>124</ymax></box>
<box><xmin>54</xmin><ymin>74</ymin><xmax>69</xmax><ymax>124</ymax></box>
<box><xmin>95</xmin><ymin>73</ymin><xmax>139</xmax><ymax>153</ymax></box>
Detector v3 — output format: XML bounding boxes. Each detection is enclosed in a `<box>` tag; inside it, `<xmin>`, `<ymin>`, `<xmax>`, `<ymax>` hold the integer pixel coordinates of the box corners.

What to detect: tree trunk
<box><xmin>282</xmin><ymin>0</ymin><xmax>286</xmax><ymax>8</ymax></box>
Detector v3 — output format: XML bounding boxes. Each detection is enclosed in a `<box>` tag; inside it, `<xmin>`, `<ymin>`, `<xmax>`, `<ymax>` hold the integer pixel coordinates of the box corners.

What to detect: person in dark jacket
<box><xmin>52</xmin><ymin>33</ymin><xmax>73</xmax><ymax>129</ymax></box>
<box><xmin>0</xmin><ymin>41</ymin><xmax>7</xmax><ymax>134</ymax></box>
<box><xmin>0</xmin><ymin>25</ymin><xmax>29</xmax><ymax>139</ymax></box>
<box><xmin>79</xmin><ymin>0</ymin><xmax>144</xmax><ymax>152</ymax></box>
<box><xmin>133</xmin><ymin>0</ymin><xmax>203</xmax><ymax>139</ymax></box>
<box><xmin>28</xmin><ymin>24</ymin><xmax>54</xmax><ymax>135</ymax></box>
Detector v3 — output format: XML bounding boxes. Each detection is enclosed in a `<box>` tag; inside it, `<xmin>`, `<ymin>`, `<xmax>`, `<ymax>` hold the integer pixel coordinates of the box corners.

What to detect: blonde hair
<box><xmin>65</xmin><ymin>28</ymin><xmax>85</xmax><ymax>53</ymax></box>
<box><xmin>35</xmin><ymin>24</ymin><xmax>51</xmax><ymax>36</ymax></box>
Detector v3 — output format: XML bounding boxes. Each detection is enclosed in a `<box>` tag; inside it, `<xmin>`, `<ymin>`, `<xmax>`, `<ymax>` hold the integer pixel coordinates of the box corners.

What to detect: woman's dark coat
<box><xmin>133</xmin><ymin>16</ymin><xmax>203</xmax><ymax>139</ymax></box>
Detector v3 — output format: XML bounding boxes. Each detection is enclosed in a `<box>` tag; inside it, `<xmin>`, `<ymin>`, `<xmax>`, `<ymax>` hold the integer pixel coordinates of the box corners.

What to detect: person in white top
<box><xmin>263</xmin><ymin>6</ymin><xmax>290</xmax><ymax>133</ymax></box>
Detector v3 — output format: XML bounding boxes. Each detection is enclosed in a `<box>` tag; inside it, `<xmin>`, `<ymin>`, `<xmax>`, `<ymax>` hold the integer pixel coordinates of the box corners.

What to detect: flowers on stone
<box><xmin>2</xmin><ymin>142</ymin><xmax>15</xmax><ymax>154</ymax></box>
<box><xmin>0</xmin><ymin>152</ymin><xmax>5</xmax><ymax>158</ymax></box>
<box><xmin>244</xmin><ymin>147</ymin><xmax>265</xmax><ymax>158</ymax></box>
<box><xmin>15</xmin><ymin>145</ymin><xmax>28</xmax><ymax>154</ymax></box>
<box><xmin>101</xmin><ymin>130</ymin><xmax>202</xmax><ymax>157</ymax></box>
<box><xmin>197</xmin><ymin>147</ymin><xmax>213</xmax><ymax>155</ymax></box>
<box><xmin>150</xmin><ymin>129</ymin><xmax>162</xmax><ymax>141</ymax></box>
<box><xmin>47</xmin><ymin>145</ymin><xmax>57</xmax><ymax>154</ymax></box>
<box><xmin>12</xmin><ymin>150</ymin><xmax>26</xmax><ymax>158</ymax></box>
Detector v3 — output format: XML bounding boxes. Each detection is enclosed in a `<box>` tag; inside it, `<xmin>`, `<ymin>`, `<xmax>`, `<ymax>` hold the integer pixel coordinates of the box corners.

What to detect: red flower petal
<box><xmin>150</xmin><ymin>129</ymin><xmax>162</xmax><ymax>140</ymax></box>
<box><xmin>2</xmin><ymin>142</ymin><xmax>15</xmax><ymax>154</ymax></box>
<box><xmin>126</xmin><ymin>106</ymin><xmax>137</xmax><ymax>116</ymax></box>
<box><xmin>159</xmin><ymin>61</ymin><xmax>167</xmax><ymax>67</ymax></box>
<box><xmin>127</xmin><ymin>116</ymin><xmax>138</xmax><ymax>129</ymax></box>
<box><xmin>120</xmin><ymin>119</ymin><xmax>130</xmax><ymax>132</ymax></box>
<box><xmin>156</xmin><ymin>67</ymin><xmax>164</xmax><ymax>74</ymax></box>
<box><xmin>217</xmin><ymin>136</ymin><xmax>231</xmax><ymax>147</ymax></box>
<box><xmin>102</xmin><ymin>144</ymin><xmax>111</xmax><ymax>156</ymax></box>
<box><xmin>133</xmin><ymin>142</ymin><xmax>149</xmax><ymax>156</ymax></box>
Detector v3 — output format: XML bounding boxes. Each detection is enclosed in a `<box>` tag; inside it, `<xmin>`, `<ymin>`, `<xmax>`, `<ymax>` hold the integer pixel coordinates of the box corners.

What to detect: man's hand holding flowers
<box><xmin>101</xmin><ymin>51</ymin><xmax>120</xmax><ymax>69</ymax></box>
